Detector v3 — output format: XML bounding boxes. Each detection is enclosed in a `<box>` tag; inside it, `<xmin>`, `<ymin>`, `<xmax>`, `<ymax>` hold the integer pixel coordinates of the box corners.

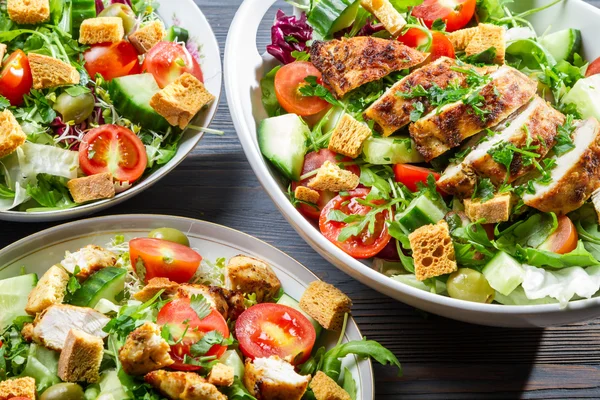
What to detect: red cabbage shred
<box><xmin>266</xmin><ymin>10</ymin><xmax>312</xmax><ymax>65</ymax></box>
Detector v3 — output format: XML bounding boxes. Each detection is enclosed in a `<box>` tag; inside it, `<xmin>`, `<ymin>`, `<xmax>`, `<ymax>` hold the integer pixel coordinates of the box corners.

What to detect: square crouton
<box><xmin>67</xmin><ymin>172</ymin><xmax>115</xmax><ymax>203</ymax></box>
<box><xmin>409</xmin><ymin>220</ymin><xmax>457</xmax><ymax>281</ymax></box>
<box><xmin>7</xmin><ymin>0</ymin><xmax>49</xmax><ymax>25</ymax></box>
<box><xmin>129</xmin><ymin>20</ymin><xmax>166</xmax><ymax>54</ymax></box>
<box><xmin>310</xmin><ymin>371</ymin><xmax>351</xmax><ymax>400</ymax></box>
<box><xmin>299</xmin><ymin>281</ymin><xmax>352</xmax><ymax>331</ymax></box>
<box><xmin>465</xmin><ymin>23</ymin><xmax>505</xmax><ymax>64</ymax></box>
<box><xmin>360</xmin><ymin>0</ymin><xmax>406</xmax><ymax>37</ymax></box>
<box><xmin>133</xmin><ymin>277</ymin><xmax>180</xmax><ymax>302</ymax></box>
<box><xmin>58</xmin><ymin>329</ymin><xmax>104</xmax><ymax>383</ymax></box>
<box><xmin>28</xmin><ymin>53</ymin><xmax>80</xmax><ymax>89</ymax></box>
<box><xmin>226</xmin><ymin>255</ymin><xmax>282</xmax><ymax>303</ymax></box>
<box><xmin>79</xmin><ymin>17</ymin><xmax>124</xmax><ymax>44</ymax></box>
<box><xmin>150</xmin><ymin>72</ymin><xmax>215</xmax><ymax>129</ymax></box>
<box><xmin>0</xmin><ymin>109</ymin><xmax>26</xmax><ymax>158</ymax></box>
<box><xmin>208</xmin><ymin>363</ymin><xmax>235</xmax><ymax>387</ymax></box>
<box><xmin>25</xmin><ymin>264</ymin><xmax>69</xmax><ymax>315</ymax></box>
<box><xmin>0</xmin><ymin>44</ymin><xmax>6</xmax><ymax>62</ymax></box>
<box><xmin>464</xmin><ymin>193</ymin><xmax>513</xmax><ymax>224</ymax></box>
<box><xmin>307</xmin><ymin>161</ymin><xmax>359</xmax><ymax>192</ymax></box>
<box><xmin>328</xmin><ymin>113</ymin><xmax>372</xmax><ymax>158</ymax></box>
<box><xmin>294</xmin><ymin>186</ymin><xmax>320</xmax><ymax>204</ymax></box>
<box><xmin>0</xmin><ymin>377</ymin><xmax>36</xmax><ymax>400</ymax></box>
<box><xmin>448</xmin><ymin>26</ymin><xmax>480</xmax><ymax>51</ymax></box>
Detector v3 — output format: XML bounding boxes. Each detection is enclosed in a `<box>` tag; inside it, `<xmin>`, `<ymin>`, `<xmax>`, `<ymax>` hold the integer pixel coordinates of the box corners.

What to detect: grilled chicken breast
<box><xmin>410</xmin><ymin>66</ymin><xmax>537</xmax><ymax>161</ymax></box>
<box><xmin>145</xmin><ymin>370</ymin><xmax>226</xmax><ymax>400</ymax></box>
<box><xmin>310</xmin><ymin>36</ymin><xmax>427</xmax><ymax>98</ymax></box>
<box><xmin>523</xmin><ymin>118</ymin><xmax>600</xmax><ymax>215</ymax></box>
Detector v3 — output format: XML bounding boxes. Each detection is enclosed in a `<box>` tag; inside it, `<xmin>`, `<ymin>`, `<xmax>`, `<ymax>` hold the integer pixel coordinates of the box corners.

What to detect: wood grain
<box><xmin>2</xmin><ymin>1</ymin><xmax>600</xmax><ymax>398</ymax></box>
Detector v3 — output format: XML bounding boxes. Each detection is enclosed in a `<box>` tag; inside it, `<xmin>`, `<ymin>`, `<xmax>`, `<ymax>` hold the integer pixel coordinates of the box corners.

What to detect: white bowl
<box><xmin>0</xmin><ymin>214</ymin><xmax>374</xmax><ymax>399</ymax></box>
<box><xmin>0</xmin><ymin>0</ymin><xmax>222</xmax><ymax>223</ymax></box>
<box><xmin>225</xmin><ymin>0</ymin><xmax>600</xmax><ymax>327</ymax></box>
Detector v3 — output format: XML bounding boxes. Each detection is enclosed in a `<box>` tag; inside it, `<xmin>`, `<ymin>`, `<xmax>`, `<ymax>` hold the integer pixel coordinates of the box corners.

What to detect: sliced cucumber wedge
<box><xmin>362</xmin><ymin>137</ymin><xmax>424</xmax><ymax>165</ymax></box>
<box><xmin>396</xmin><ymin>194</ymin><xmax>447</xmax><ymax>234</ymax></box>
<box><xmin>70</xmin><ymin>267</ymin><xmax>127</xmax><ymax>308</ymax></box>
<box><xmin>540</xmin><ymin>29</ymin><xmax>581</xmax><ymax>63</ymax></box>
<box><xmin>0</xmin><ymin>273</ymin><xmax>38</xmax><ymax>330</ymax></box>
<box><xmin>561</xmin><ymin>74</ymin><xmax>600</xmax><ymax>120</ymax></box>
<box><xmin>277</xmin><ymin>293</ymin><xmax>322</xmax><ymax>337</ymax></box>
<box><xmin>71</xmin><ymin>0</ymin><xmax>97</xmax><ymax>38</ymax></box>
<box><xmin>220</xmin><ymin>350</ymin><xmax>245</xmax><ymax>378</ymax></box>
<box><xmin>165</xmin><ymin>26</ymin><xmax>189</xmax><ymax>43</ymax></box>
<box><xmin>482</xmin><ymin>251</ymin><xmax>524</xmax><ymax>296</ymax></box>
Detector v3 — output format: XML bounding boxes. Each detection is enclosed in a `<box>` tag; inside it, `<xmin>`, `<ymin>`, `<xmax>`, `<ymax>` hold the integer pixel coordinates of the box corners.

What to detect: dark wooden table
<box><xmin>3</xmin><ymin>1</ymin><xmax>600</xmax><ymax>398</ymax></box>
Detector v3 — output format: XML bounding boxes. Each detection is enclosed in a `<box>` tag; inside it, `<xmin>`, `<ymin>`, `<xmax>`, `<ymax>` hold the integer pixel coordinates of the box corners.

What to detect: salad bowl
<box><xmin>225</xmin><ymin>0</ymin><xmax>600</xmax><ymax>327</ymax></box>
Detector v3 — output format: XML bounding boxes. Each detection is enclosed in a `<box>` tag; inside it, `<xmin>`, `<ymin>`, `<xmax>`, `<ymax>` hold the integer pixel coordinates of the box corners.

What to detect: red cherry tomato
<box><xmin>319</xmin><ymin>188</ymin><xmax>392</xmax><ymax>259</ymax></box>
<box><xmin>412</xmin><ymin>0</ymin><xmax>477</xmax><ymax>32</ymax></box>
<box><xmin>0</xmin><ymin>50</ymin><xmax>33</xmax><ymax>106</ymax></box>
<box><xmin>274</xmin><ymin>61</ymin><xmax>331</xmax><ymax>116</ymax></box>
<box><xmin>129</xmin><ymin>238</ymin><xmax>202</xmax><ymax>283</ymax></box>
<box><xmin>393</xmin><ymin>164</ymin><xmax>441</xmax><ymax>193</ymax></box>
<box><xmin>539</xmin><ymin>215</ymin><xmax>578</xmax><ymax>255</ymax></box>
<box><xmin>84</xmin><ymin>41</ymin><xmax>141</xmax><ymax>81</ymax></box>
<box><xmin>142</xmin><ymin>41</ymin><xmax>204</xmax><ymax>88</ymax></box>
<box><xmin>235</xmin><ymin>303</ymin><xmax>316</xmax><ymax>365</ymax></box>
<box><xmin>398</xmin><ymin>29</ymin><xmax>455</xmax><ymax>61</ymax></box>
<box><xmin>157</xmin><ymin>297</ymin><xmax>229</xmax><ymax>371</ymax></box>
<box><xmin>586</xmin><ymin>57</ymin><xmax>600</xmax><ymax>77</ymax></box>
<box><xmin>79</xmin><ymin>124</ymin><xmax>147</xmax><ymax>183</ymax></box>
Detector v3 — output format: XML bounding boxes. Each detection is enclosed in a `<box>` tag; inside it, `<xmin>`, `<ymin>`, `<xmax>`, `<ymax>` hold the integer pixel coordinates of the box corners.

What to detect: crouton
<box><xmin>0</xmin><ymin>109</ymin><xmax>26</xmax><ymax>158</ymax></box>
<box><xmin>225</xmin><ymin>255</ymin><xmax>282</xmax><ymax>303</ymax></box>
<box><xmin>328</xmin><ymin>113</ymin><xmax>372</xmax><ymax>158</ymax></box>
<box><xmin>0</xmin><ymin>44</ymin><xmax>6</xmax><ymax>62</ymax></box>
<box><xmin>7</xmin><ymin>0</ymin><xmax>49</xmax><ymax>24</ymax></box>
<box><xmin>360</xmin><ymin>0</ymin><xmax>406</xmax><ymax>36</ymax></box>
<box><xmin>0</xmin><ymin>377</ymin><xmax>36</xmax><ymax>400</ymax></box>
<box><xmin>60</xmin><ymin>244</ymin><xmax>117</xmax><ymax>280</ymax></box>
<box><xmin>310</xmin><ymin>371</ymin><xmax>351</xmax><ymax>400</ymax></box>
<box><xmin>448</xmin><ymin>26</ymin><xmax>479</xmax><ymax>51</ymax></box>
<box><xmin>299</xmin><ymin>281</ymin><xmax>352</xmax><ymax>331</ymax></box>
<box><xmin>150</xmin><ymin>72</ymin><xmax>215</xmax><ymax>129</ymax></box>
<box><xmin>28</xmin><ymin>53</ymin><xmax>80</xmax><ymax>89</ymax></box>
<box><xmin>58</xmin><ymin>329</ymin><xmax>104</xmax><ymax>383</ymax></box>
<box><xmin>133</xmin><ymin>277</ymin><xmax>180</xmax><ymax>302</ymax></box>
<box><xmin>145</xmin><ymin>370</ymin><xmax>227</xmax><ymax>400</ymax></box>
<box><xmin>129</xmin><ymin>20</ymin><xmax>165</xmax><ymax>53</ymax></box>
<box><xmin>465</xmin><ymin>23</ymin><xmax>505</xmax><ymax>64</ymax></box>
<box><xmin>409</xmin><ymin>220</ymin><xmax>457</xmax><ymax>281</ymax></box>
<box><xmin>464</xmin><ymin>193</ymin><xmax>514</xmax><ymax>224</ymax></box>
<box><xmin>294</xmin><ymin>186</ymin><xmax>320</xmax><ymax>204</ymax></box>
<box><xmin>25</xmin><ymin>264</ymin><xmax>69</xmax><ymax>315</ymax></box>
<box><xmin>307</xmin><ymin>160</ymin><xmax>360</xmax><ymax>192</ymax></box>
<box><xmin>243</xmin><ymin>356</ymin><xmax>310</xmax><ymax>400</ymax></box>
<box><xmin>79</xmin><ymin>17</ymin><xmax>124</xmax><ymax>44</ymax></box>
<box><xmin>67</xmin><ymin>172</ymin><xmax>115</xmax><ymax>204</ymax></box>
<box><xmin>178</xmin><ymin>284</ymin><xmax>230</xmax><ymax>320</ymax></box>
<box><xmin>119</xmin><ymin>322</ymin><xmax>174</xmax><ymax>376</ymax></box>
<box><xmin>208</xmin><ymin>363</ymin><xmax>235</xmax><ymax>387</ymax></box>
<box><xmin>21</xmin><ymin>322</ymin><xmax>35</xmax><ymax>342</ymax></box>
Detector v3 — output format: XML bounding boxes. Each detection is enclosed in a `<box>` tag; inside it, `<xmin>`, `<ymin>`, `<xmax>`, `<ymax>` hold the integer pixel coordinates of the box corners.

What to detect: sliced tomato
<box><xmin>393</xmin><ymin>164</ymin><xmax>441</xmax><ymax>193</ymax></box>
<box><xmin>586</xmin><ymin>57</ymin><xmax>600</xmax><ymax>77</ymax></box>
<box><xmin>236</xmin><ymin>303</ymin><xmax>316</xmax><ymax>365</ymax></box>
<box><xmin>398</xmin><ymin>29</ymin><xmax>455</xmax><ymax>61</ymax></box>
<box><xmin>142</xmin><ymin>41</ymin><xmax>204</xmax><ymax>88</ymax></box>
<box><xmin>79</xmin><ymin>124</ymin><xmax>147</xmax><ymax>183</ymax></box>
<box><xmin>157</xmin><ymin>297</ymin><xmax>229</xmax><ymax>371</ymax></box>
<box><xmin>130</xmin><ymin>238</ymin><xmax>202</xmax><ymax>283</ymax></box>
<box><xmin>0</xmin><ymin>50</ymin><xmax>33</xmax><ymax>106</ymax></box>
<box><xmin>539</xmin><ymin>215</ymin><xmax>578</xmax><ymax>255</ymax></box>
<box><xmin>412</xmin><ymin>0</ymin><xmax>477</xmax><ymax>32</ymax></box>
<box><xmin>319</xmin><ymin>188</ymin><xmax>392</xmax><ymax>259</ymax></box>
<box><xmin>274</xmin><ymin>61</ymin><xmax>330</xmax><ymax>116</ymax></box>
<box><xmin>84</xmin><ymin>41</ymin><xmax>141</xmax><ymax>81</ymax></box>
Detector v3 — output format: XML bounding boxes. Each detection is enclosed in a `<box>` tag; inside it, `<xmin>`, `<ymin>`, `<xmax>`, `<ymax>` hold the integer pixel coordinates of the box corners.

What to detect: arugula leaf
<box><xmin>517</xmin><ymin>241</ymin><xmax>600</xmax><ymax>268</ymax></box>
<box><xmin>476</xmin><ymin>0</ymin><xmax>513</xmax><ymax>22</ymax></box>
<box><xmin>471</xmin><ymin>178</ymin><xmax>495</xmax><ymax>202</ymax></box>
<box><xmin>554</xmin><ymin>114</ymin><xmax>576</xmax><ymax>156</ymax></box>
<box><xmin>464</xmin><ymin>47</ymin><xmax>497</xmax><ymax>65</ymax></box>
<box><xmin>221</xmin><ymin>377</ymin><xmax>257</xmax><ymax>400</ymax></box>
<box><xmin>342</xmin><ymin>367</ymin><xmax>357</xmax><ymax>400</ymax></box>
<box><xmin>0</xmin><ymin>96</ymin><xmax>9</xmax><ymax>110</ymax></box>
<box><xmin>26</xmin><ymin>174</ymin><xmax>75</xmax><ymax>210</ymax></box>
<box><xmin>300</xmin><ymin>76</ymin><xmax>345</xmax><ymax>108</ymax></box>
<box><xmin>291</xmin><ymin>50</ymin><xmax>310</xmax><ymax>61</ymax></box>
<box><xmin>495</xmin><ymin>212</ymin><xmax>558</xmax><ymax>254</ymax></box>
<box><xmin>190</xmin><ymin>294</ymin><xmax>211</xmax><ymax>320</ymax></box>
<box><xmin>260</xmin><ymin>65</ymin><xmax>285</xmax><ymax>117</ymax></box>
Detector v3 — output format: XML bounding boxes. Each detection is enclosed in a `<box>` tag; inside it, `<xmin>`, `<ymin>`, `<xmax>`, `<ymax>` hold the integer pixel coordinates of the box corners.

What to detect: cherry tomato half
<box><xmin>319</xmin><ymin>188</ymin><xmax>392</xmax><ymax>259</ymax></box>
<box><xmin>539</xmin><ymin>215</ymin><xmax>578</xmax><ymax>255</ymax></box>
<box><xmin>398</xmin><ymin>29</ymin><xmax>455</xmax><ymax>61</ymax></box>
<box><xmin>274</xmin><ymin>61</ymin><xmax>331</xmax><ymax>116</ymax></box>
<box><xmin>393</xmin><ymin>164</ymin><xmax>441</xmax><ymax>193</ymax></box>
<box><xmin>586</xmin><ymin>57</ymin><xmax>600</xmax><ymax>77</ymax></box>
<box><xmin>235</xmin><ymin>303</ymin><xmax>316</xmax><ymax>365</ymax></box>
<box><xmin>142</xmin><ymin>41</ymin><xmax>204</xmax><ymax>88</ymax></box>
<box><xmin>412</xmin><ymin>0</ymin><xmax>477</xmax><ymax>32</ymax></box>
<box><xmin>84</xmin><ymin>41</ymin><xmax>141</xmax><ymax>81</ymax></box>
<box><xmin>0</xmin><ymin>50</ymin><xmax>33</xmax><ymax>106</ymax></box>
<box><xmin>129</xmin><ymin>238</ymin><xmax>202</xmax><ymax>283</ymax></box>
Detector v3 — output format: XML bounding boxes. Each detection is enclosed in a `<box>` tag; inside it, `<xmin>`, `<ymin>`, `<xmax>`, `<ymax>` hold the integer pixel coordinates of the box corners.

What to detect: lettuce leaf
<box><xmin>516</xmin><ymin>241</ymin><xmax>600</xmax><ymax>269</ymax></box>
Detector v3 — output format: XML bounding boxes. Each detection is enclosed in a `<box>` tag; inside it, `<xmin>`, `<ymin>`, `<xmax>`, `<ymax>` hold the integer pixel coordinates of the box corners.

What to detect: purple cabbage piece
<box><xmin>95</xmin><ymin>0</ymin><xmax>105</xmax><ymax>14</ymax></box>
<box><xmin>266</xmin><ymin>10</ymin><xmax>312</xmax><ymax>65</ymax></box>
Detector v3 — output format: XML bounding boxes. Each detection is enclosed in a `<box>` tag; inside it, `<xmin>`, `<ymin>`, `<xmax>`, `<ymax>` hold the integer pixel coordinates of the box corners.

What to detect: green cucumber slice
<box><xmin>277</xmin><ymin>293</ymin><xmax>322</xmax><ymax>337</ymax></box>
<box><xmin>0</xmin><ymin>273</ymin><xmax>38</xmax><ymax>330</ymax></box>
<box><xmin>70</xmin><ymin>267</ymin><xmax>127</xmax><ymax>308</ymax></box>
<box><xmin>308</xmin><ymin>0</ymin><xmax>359</xmax><ymax>38</ymax></box>
<box><xmin>362</xmin><ymin>137</ymin><xmax>424</xmax><ymax>165</ymax></box>
<box><xmin>540</xmin><ymin>29</ymin><xmax>582</xmax><ymax>63</ymax></box>
<box><xmin>71</xmin><ymin>0</ymin><xmax>97</xmax><ymax>38</ymax></box>
<box><xmin>396</xmin><ymin>194</ymin><xmax>447</xmax><ymax>234</ymax></box>
<box><xmin>219</xmin><ymin>350</ymin><xmax>245</xmax><ymax>378</ymax></box>
<box><xmin>482</xmin><ymin>251</ymin><xmax>524</xmax><ymax>296</ymax></box>
<box><xmin>561</xmin><ymin>74</ymin><xmax>600</xmax><ymax>120</ymax></box>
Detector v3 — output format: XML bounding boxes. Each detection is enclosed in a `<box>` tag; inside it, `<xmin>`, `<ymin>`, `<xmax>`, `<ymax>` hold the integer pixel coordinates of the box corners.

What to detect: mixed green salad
<box><xmin>258</xmin><ymin>0</ymin><xmax>600</xmax><ymax>307</ymax></box>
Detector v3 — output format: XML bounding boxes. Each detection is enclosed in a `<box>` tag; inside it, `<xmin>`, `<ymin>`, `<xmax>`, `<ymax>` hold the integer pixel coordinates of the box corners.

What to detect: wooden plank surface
<box><xmin>2</xmin><ymin>1</ymin><xmax>600</xmax><ymax>398</ymax></box>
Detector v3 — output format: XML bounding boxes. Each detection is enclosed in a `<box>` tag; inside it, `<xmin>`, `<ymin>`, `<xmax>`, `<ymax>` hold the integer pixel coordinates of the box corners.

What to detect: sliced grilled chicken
<box><xmin>523</xmin><ymin>118</ymin><xmax>600</xmax><ymax>215</ymax></box>
<box><xmin>410</xmin><ymin>66</ymin><xmax>537</xmax><ymax>161</ymax></box>
<box><xmin>310</xmin><ymin>36</ymin><xmax>427</xmax><ymax>98</ymax></box>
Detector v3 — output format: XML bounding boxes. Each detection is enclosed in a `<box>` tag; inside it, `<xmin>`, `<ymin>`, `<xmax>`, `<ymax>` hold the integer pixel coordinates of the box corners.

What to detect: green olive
<box><xmin>148</xmin><ymin>227</ymin><xmax>190</xmax><ymax>246</ymax></box>
<box><xmin>53</xmin><ymin>91</ymin><xmax>95</xmax><ymax>124</ymax></box>
<box><xmin>98</xmin><ymin>4</ymin><xmax>137</xmax><ymax>36</ymax></box>
<box><xmin>40</xmin><ymin>383</ymin><xmax>85</xmax><ymax>400</ymax></box>
<box><xmin>447</xmin><ymin>268</ymin><xmax>495</xmax><ymax>304</ymax></box>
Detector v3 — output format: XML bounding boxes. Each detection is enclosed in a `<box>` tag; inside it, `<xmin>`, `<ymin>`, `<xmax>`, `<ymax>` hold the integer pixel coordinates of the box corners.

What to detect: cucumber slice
<box><xmin>482</xmin><ymin>251</ymin><xmax>524</xmax><ymax>296</ymax></box>
<box><xmin>0</xmin><ymin>273</ymin><xmax>38</xmax><ymax>330</ymax></box>
<box><xmin>561</xmin><ymin>74</ymin><xmax>600</xmax><ymax>120</ymax></box>
<box><xmin>219</xmin><ymin>350</ymin><xmax>245</xmax><ymax>378</ymax></box>
<box><xmin>540</xmin><ymin>29</ymin><xmax>582</xmax><ymax>63</ymax></box>
<box><xmin>109</xmin><ymin>73</ymin><xmax>171</xmax><ymax>131</ymax></box>
<box><xmin>362</xmin><ymin>137</ymin><xmax>424</xmax><ymax>165</ymax></box>
<box><xmin>258</xmin><ymin>114</ymin><xmax>308</xmax><ymax>181</ymax></box>
<box><xmin>97</xmin><ymin>369</ymin><xmax>128</xmax><ymax>400</ymax></box>
<box><xmin>70</xmin><ymin>267</ymin><xmax>127</xmax><ymax>308</ymax></box>
<box><xmin>308</xmin><ymin>0</ymin><xmax>359</xmax><ymax>38</ymax></box>
<box><xmin>277</xmin><ymin>293</ymin><xmax>322</xmax><ymax>337</ymax></box>
<box><xmin>166</xmin><ymin>26</ymin><xmax>189</xmax><ymax>43</ymax></box>
<box><xmin>71</xmin><ymin>0</ymin><xmax>97</xmax><ymax>38</ymax></box>
<box><xmin>396</xmin><ymin>194</ymin><xmax>447</xmax><ymax>234</ymax></box>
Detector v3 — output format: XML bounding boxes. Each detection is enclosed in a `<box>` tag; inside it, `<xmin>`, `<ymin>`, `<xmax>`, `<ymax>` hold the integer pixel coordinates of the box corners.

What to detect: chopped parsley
<box><xmin>410</xmin><ymin>101</ymin><xmax>425</xmax><ymax>122</ymax></box>
<box><xmin>190</xmin><ymin>294</ymin><xmax>211</xmax><ymax>320</ymax></box>
<box><xmin>299</xmin><ymin>76</ymin><xmax>344</xmax><ymax>108</ymax></box>
<box><xmin>472</xmin><ymin>178</ymin><xmax>495</xmax><ymax>202</ymax></box>
<box><xmin>554</xmin><ymin>114</ymin><xmax>576</xmax><ymax>156</ymax></box>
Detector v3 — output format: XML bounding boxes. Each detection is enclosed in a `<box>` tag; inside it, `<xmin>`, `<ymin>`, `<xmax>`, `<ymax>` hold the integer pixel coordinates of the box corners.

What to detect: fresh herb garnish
<box><xmin>554</xmin><ymin>114</ymin><xmax>576</xmax><ymax>156</ymax></box>
<box><xmin>300</xmin><ymin>76</ymin><xmax>344</xmax><ymax>108</ymax></box>
<box><xmin>190</xmin><ymin>294</ymin><xmax>211</xmax><ymax>320</ymax></box>
<box><xmin>189</xmin><ymin>331</ymin><xmax>235</xmax><ymax>357</ymax></box>
<box><xmin>472</xmin><ymin>178</ymin><xmax>495</xmax><ymax>202</ymax></box>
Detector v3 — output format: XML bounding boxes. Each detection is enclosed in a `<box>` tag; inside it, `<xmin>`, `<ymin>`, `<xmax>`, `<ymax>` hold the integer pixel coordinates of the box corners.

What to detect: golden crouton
<box><xmin>208</xmin><ymin>363</ymin><xmax>235</xmax><ymax>387</ymax></box>
<box><xmin>294</xmin><ymin>186</ymin><xmax>320</xmax><ymax>204</ymax></box>
<box><xmin>448</xmin><ymin>26</ymin><xmax>480</xmax><ymax>51</ymax></box>
<box><xmin>360</xmin><ymin>0</ymin><xmax>406</xmax><ymax>36</ymax></box>
<box><xmin>79</xmin><ymin>17</ymin><xmax>124</xmax><ymax>44</ymax></box>
<box><xmin>465</xmin><ymin>23</ymin><xmax>505</xmax><ymax>64</ymax></box>
<box><xmin>60</xmin><ymin>244</ymin><xmax>117</xmax><ymax>280</ymax></box>
<box><xmin>7</xmin><ymin>0</ymin><xmax>49</xmax><ymax>24</ymax></box>
<box><xmin>133</xmin><ymin>277</ymin><xmax>180</xmax><ymax>302</ymax></box>
<box><xmin>58</xmin><ymin>329</ymin><xmax>104</xmax><ymax>383</ymax></box>
<box><xmin>308</xmin><ymin>160</ymin><xmax>360</xmax><ymax>192</ymax></box>
<box><xmin>28</xmin><ymin>53</ymin><xmax>80</xmax><ymax>89</ymax></box>
<box><xmin>145</xmin><ymin>370</ymin><xmax>227</xmax><ymax>400</ymax></box>
<box><xmin>409</xmin><ymin>220</ymin><xmax>457</xmax><ymax>281</ymax></box>
<box><xmin>25</xmin><ymin>264</ymin><xmax>69</xmax><ymax>315</ymax></box>
<box><xmin>67</xmin><ymin>172</ymin><xmax>115</xmax><ymax>204</ymax></box>
<box><xmin>300</xmin><ymin>281</ymin><xmax>352</xmax><ymax>331</ymax></box>
<box><xmin>0</xmin><ymin>109</ymin><xmax>26</xmax><ymax>158</ymax></box>
<box><xmin>21</xmin><ymin>322</ymin><xmax>35</xmax><ymax>342</ymax></box>
<box><xmin>310</xmin><ymin>371</ymin><xmax>351</xmax><ymax>400</ymax></box>
<box><xmin>464</xmin><ymin>193</ymin><xmax>514</xmax><ymax>223</ymax></box>
<box><xmin>150</xmin><ymin>72</ymin><xmax>215</xmax><ymax>129</ymax></box>
<box><xmin>328</xmin><ymin>113</ymin><xmax>372</xmax><ymax>158</ymax></box>
<box><xmin>119</xmin><ymin>322</ymin><xmax>174</xmax><ymax>376</ymax></box>
<box><xmin>243</xmin><ymin>356</ymin><xmax>310</xmax><ymax>400</ymax></box>
<box><xmin>0</xmin><ymin>377</ymin><xmax>36</xmax><ymax>400</ymax></box>
<box><xmin>226</xmin><ymin>255</ymin><xmax>282</xmax><ymax>303</ymax></box>
<box><xmin>129</xmin><ymin>20</ymin><xmax>166</xmax><ymax>53</ymax></box>
<box><xmin>0</xmin><ymin>44</ymin><xmax>6</xmax><ymax>62</ymax></box>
